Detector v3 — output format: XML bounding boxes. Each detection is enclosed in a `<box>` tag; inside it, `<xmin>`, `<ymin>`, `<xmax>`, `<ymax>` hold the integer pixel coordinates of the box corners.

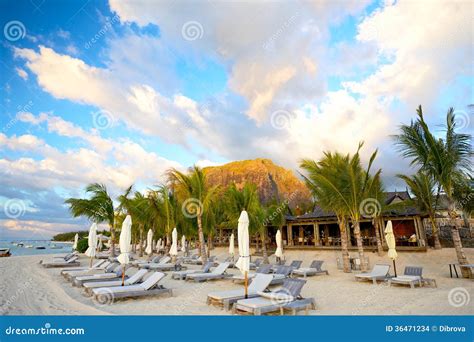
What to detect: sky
<box><xmin>0</xmin><ymin>0</ymin><xmax>472</xmax><ymax>239</ymax></box>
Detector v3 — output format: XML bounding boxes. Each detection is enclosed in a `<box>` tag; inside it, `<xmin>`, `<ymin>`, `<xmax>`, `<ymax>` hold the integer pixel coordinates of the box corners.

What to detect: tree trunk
<box><xmin>373</xmin><ymin>217</ymin><xmax>383</xmax><ymax>256</ymax></box>
<box><xmin>207</xmin><ymin>233</ymin><xmax>212</xmax><ymax>258</ymax></box>
<box><xmin>261</xmin><ymin>228</ymin><xmax>269</xmax><ymax>264</ymax></box>
<box><xmin>429</xmin><ymin>216</ymin><xmax>442</xmax><ymax>250</ymax></box>
<box><xmin>339</xmin><ymin>218</ymin><xmax>351</xmax><ymax>272</ymax></box>
<box><xmin>448</xmin><ymin>198</ymin><xmax>470</xmax><ymax>278</ymax></box>
<box><xmin>109</xmin><ymin>224</ymin><xmax>116</xmax><ymax>257</ymax></box>
<box><xmin>255</xmin><ymin>234</ymin><xmax>260</xmax><ymax>253</ymax></box>
<box><xmin>353</xmin><ymin>221</ymin><xmax>368</xmax><ymax>272</ymax></box>
<box><xmin>197</xmin><ymin>214</ymin><xmax>208</xmax><ymax>264</ymax></box>
<box><xmin>138</xmin><ymin>227</ymin><xmax>144</xmax><ymax>257</ymax></box>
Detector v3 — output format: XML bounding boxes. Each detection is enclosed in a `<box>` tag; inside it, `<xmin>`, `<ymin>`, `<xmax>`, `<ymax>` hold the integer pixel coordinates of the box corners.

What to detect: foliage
<box><xmin>76</xmin><ymin>239</ymin><xmax>89</xmax><ymax>253</ymax></box>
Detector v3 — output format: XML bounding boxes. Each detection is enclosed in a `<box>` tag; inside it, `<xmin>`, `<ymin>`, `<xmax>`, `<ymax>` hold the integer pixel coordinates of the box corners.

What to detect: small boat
<box><xmin>0</xmin><ymin>248</ymin><xmax>11</xmax><ymax>257</ymax></box>
<box><xmin>35</xmin><ymin>246</ymin><xmax>46</xmax><ymax>250</ymax></box>
<box><xmin>17</xmin><ymin>243</ymin><xmax>24</xmax><ymax>247</ymax></box>
<box><xmin>50</xmin><ymin>245</ymin><xmax>62</xmax><ymax>249</ymax></box>
<box><xmin>25</xmin><ymin>245</ymin><xmax>33</xmax><ymax>248</ymax></box>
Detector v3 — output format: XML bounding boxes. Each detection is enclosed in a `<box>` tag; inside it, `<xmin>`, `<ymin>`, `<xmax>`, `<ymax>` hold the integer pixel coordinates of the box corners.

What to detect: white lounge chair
<box><xmin>83</xmin><ymin>269</ymin><xmax>149</xmax><ymax>295</ymax></box>
<box><xmin>232</xmin><ymin>264</ymin><xmax>272</xmax><ymax>283</ymax></box>
<box><xmin>72</xmin><ymin>264</ymin><xmax>123</xmax><ymax>286</ymax></box>
<box><xmin>138</xmin><ymin>256</ymin><xmax>171</xmax><ymax>269</ymax></box>
<box><xmin>61</xmin><ymin>260</ymin><xmax>110</xmax><ymax>277</ymax></box>
<box><xmin>388</xmin><ymin>266</ymin><xmax>424</xmax><ymax>288</ymax></box>
<box><xmin>63</xmin><ymin>262</ymin><xmax>117</xmax><ymax>280</ymax></box>
<box><xmin>172</xmin><ymin>261</ymin><xmax>213</xmax><ymax>280</ymax></box>
<box><xmin>186</xmin><ymin>262</ymin><xmax>230</xmax><ymax>282</ymax></box>
<box><xmin>207</xmin><ymin>274</ymin><xmax>273</xmax><ymax>310</ymax></box>
<box><xmin>92</xmin><ymin>272</ymin><xmax>172</xmax><ymax>304</ymax></box>
<box><xmin>355</xmin><ymin>264</ymin><xmax>390</xmax><ymax>284</ymax></box>
<box><xmin>291</xmin><ymin>260</ymin><xmax>329</xmax><ymax>278</ymax></box>
<box><xmin>42</xmin><ymin>256</ymin><xmax>80</xmax><ymax>268</ymax></box>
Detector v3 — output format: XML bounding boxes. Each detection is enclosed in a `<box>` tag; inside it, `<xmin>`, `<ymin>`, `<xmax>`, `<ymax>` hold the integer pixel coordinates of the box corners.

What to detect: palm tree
<box><xmin>65</xmin><ymin>183</ymin><xmax>116</xmax><ymax>257</ymax></box>
<box><xmin>168</xmin><ymin>166</ymin><xmax>219</xmax><ymax>264</ymax></box>
<box><xmin>300</xmin><ymin>154</ymin><xmax>352</xmax><ymax>272</ymax></box>
<box><xmin>225</xmin><ymin>183</ymin><xmax>267</xmax><ymax>261</ymax></box>
<box><xmin>398</xmin><ymin>172</ymin><xmax>442</xmax><ymax>249</ymax></box>
<box><xmin>394</xmin><ymin>106</ymin><xmax>472</xmax><ymax>277</ymax></box>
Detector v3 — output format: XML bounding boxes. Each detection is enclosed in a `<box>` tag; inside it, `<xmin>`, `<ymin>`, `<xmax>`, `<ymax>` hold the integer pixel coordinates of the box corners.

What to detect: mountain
<box><xmin>204</xmin><ymin>158</ymin><xmax>312</xmax><ymax>209</ymax></box>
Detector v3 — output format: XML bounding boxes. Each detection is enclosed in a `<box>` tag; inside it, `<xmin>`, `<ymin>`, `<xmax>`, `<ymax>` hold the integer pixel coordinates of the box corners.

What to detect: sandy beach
<box><xmin>1</xmin><ymin>248</ymin><xmax>473</xmax><ymax>316</ymax></box>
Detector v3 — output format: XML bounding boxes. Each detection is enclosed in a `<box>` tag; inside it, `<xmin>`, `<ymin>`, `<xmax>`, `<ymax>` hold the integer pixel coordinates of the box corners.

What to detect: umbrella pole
<box><xmin>244</xmin><ymin>271</ymin><xmax>248</xmax><ymax>299</ymax></box>
<box><xmin>121</xmin><ymin>265</ymin><xmax>125</xmax><ymax>286</ymax></box>
<box><xmin>393</xmin><ymin>260</ymin><xmax>397</xmax><ymax>277</ymax></box>
<box><xmin>89</xmin><ymin>257</ymin><xmax>93</xmax><ymax>268</ymax></box>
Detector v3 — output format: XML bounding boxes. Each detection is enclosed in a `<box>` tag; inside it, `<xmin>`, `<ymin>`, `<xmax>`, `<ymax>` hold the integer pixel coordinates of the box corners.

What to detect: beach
<box><xmin>1</xmin><ymin>248</ymin><xmax>473</xmax><ymax>316</ymax></box>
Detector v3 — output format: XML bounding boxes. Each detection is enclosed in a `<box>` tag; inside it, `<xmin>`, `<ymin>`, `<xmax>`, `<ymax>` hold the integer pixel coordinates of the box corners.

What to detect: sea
<box><xmin>0</xmin><ymin>240</ymin><xmax>73</xmax><ymax>256</ymax></box>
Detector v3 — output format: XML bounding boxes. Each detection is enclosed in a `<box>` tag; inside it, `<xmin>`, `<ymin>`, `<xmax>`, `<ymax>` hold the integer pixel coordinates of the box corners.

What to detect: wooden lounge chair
<box><xmin>92</xmin><ymin>272</ymin><xmax>172</xmax><ymax>304</ymax></box>
<box><xmin>186</xmin><ymin>262</ymin><xmax>231</xmax><ymax>282</ymax></box>
<box><xmin>147</xmin><ymin>258</ymin><xmax>186</xmax><ymax>271</ymax></box>
<box><xmin>172</xmin><ymin>261</ymin><xmax>213</xmax><ymax>280</ymax></box>
<box><xmin>249</xmin><ymin>258</ymin><xmax>262</xmax><ymax>270</ymax></box>
<box><xmin>388</xmin><ymin>266</ymin><xmax>424</xmax><ymax>288</ymax></box>
<box><xmin>232</xmin><ymin>264</ymin><xmax>272</xmax><ymax>283</ymax></box>
<box><xmin>63</xmin><ymin>262</ymin><xmax>117</xmax><ymax>280</ymax></box>
<box><xmin>138</xmin><ymin>256</ymin><xmax>171</xmax><ymax>269</ymax></box>
<box><xmin>61</xmin><ymin>261</ymin><xmax>110</xmax><ymax>277</ymax></box>
<box><xmin>187</xmin><ymin>255</ymin><xmax>216</xmax><ymax>266</ymax></box>
<box><xmin>269</xmin><ymin>265</ymin><xmax>293</xmax><ymax>285</ymax></box>
<box><xmin>355</xmin><ymin>264</ymin><xmax>390</xmax><ymax>284</ymax></box>
<box><xmin>42</xmin><ymin>256</ymin><xmax>80</xmax><ymax>268</ymax></box>
<box><xmin>291</xmin><ymin>260</ymin><xmax>329</xmax><ymax>278</ymax></box>
<box><xmin>207</xmin><ymin>274</ymin><xmax>273</xmax><ymax>310</ymax></box>
<box><xmin>72</xmin><ymin>264</ymin><xmax>124</xmax><ymax>286</ymax></box>
<box><xmin>232</xmin><ymin>278</ymin><xmax>315</xmax><ymax>315</ymax></box>
<box><xmin>131</xmin><ymin>255</ymin><xmax>161</xmax><ymax>266</ymax></box>
<box><xmin>83</xmin><ymin>269</ymin><xmax>149</xmax><ymax>295</ymax></box>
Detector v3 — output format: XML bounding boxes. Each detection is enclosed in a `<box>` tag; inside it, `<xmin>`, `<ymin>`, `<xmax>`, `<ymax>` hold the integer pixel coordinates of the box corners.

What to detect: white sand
<box><xmin>1</xmin><ymin>248</ymin><xmax>473</xmax><ymax>315</ymax></box>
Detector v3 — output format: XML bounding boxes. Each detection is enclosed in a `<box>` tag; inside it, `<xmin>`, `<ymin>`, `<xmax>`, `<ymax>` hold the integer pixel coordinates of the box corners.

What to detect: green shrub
<box><xmin>76</xmin><ymin>239</ymin><xmax>89</xmax><ymax>253</ymax></box>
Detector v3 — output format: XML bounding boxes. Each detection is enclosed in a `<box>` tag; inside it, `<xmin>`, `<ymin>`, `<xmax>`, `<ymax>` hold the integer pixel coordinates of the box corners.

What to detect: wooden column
<box><xmin>287</xmin><ymin>224</ymin><xmax>294</xmax><ymax>246</ymax></box>
<box><xmin>313</xmin><ymin>222</ymin><xmax>320</xmax><ymax>246</ymax></box>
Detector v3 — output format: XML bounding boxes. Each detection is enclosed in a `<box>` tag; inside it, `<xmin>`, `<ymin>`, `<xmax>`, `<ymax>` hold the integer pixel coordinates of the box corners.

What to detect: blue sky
<box><xmin>0</xmin><ymin>0</ymin><xmax>471</xmax><ymax>239</ymax></box>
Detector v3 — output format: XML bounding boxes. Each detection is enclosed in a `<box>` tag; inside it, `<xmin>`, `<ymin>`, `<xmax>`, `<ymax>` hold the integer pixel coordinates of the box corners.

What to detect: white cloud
<box><xmin>15</xmin><ymin>67</ymin><xmax>28</xmax><ymax>80</ymax></box>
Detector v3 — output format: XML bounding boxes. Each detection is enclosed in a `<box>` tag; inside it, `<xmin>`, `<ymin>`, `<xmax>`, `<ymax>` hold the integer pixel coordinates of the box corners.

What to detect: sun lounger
<box><xmin>355</xmin><ymin>264</ymin><xmax>390</xmax><ymax>284</ymax></box>
<box><xmin>139</xmin><ymin>256</ymin><xmax>171</xmax><ymax>269</ymax></box>
<box><xmin>186</xmin><ymin>255</ymin><xmax>216</xmax><ymax>265</ymax></box>
<box><xmin>388</xmin><ymin>266</ymin><xmax>424</xmax><ymax>288</ymax></box>
<box><xmin>83</xmin><ymin>269</ymin><xmax>149</xmax><ymax>294</ymax></box>
<box><xmin>291</xmin><ymin>260</ymin><xmax>329</xmax><ymax>278</ymax></box>
<box><xmin>232</xmin><ymin>264</ymin><xmax>272</xmax><ymax>282</ymax></box>
<box><xmin>249</xmin><ymin>258</ymin><xmax>262</xmax><ymax>270</ymax></box>
<box><xmin>63</xmin><ymin>262</ymin><xmax>117</xmax><ymax>280</ymax></box>
<box><xmin>232</xmin><ymin>278</ymin><xmax>315</xmax><ymax>315</ymax></box>
<box><xmin>186</xmin><ymin>262</ymin><xmax>231</xmax><ymax>282</ymax></box>
<box><xmin>207</xmin><ymin>274</ymin><xmax>273</xmax><ymax>310</ymax></box>
<box><xmin>72</xmin><ymin>264</ymin><xmax>124</xmax><ymax>286</ymax></box>
<box><xmin>92</xmin><ymin>272</ymin><xmax>172</xmax><ymax>304</ymax></box>
<box><xmin>147</xmin><ymin>258</ymin><xmax>186</xmax><ymax>271</ymax></box>
<box><xmin>131</xmin><ymin>255</ymin><xmax>161</xmax><ymax>266</ymax></box>
<box><xmin>172</xmin><ymin>261</ymin><xmax>213</xmax><ymax>280</ymax></box>
<box><xmin>270</xmin><ymin>265</ymin><xmax>293</xmax><ymax>285</ymax></box>
<box><xmin>61</xmin><ymin>260</ymin><xmax>110</xmax><ymax>276</ymax></box>
<box><xmin>42</xmin><ymin>256</ymin><xmax>80</xmax><ymax>268</ymax></box>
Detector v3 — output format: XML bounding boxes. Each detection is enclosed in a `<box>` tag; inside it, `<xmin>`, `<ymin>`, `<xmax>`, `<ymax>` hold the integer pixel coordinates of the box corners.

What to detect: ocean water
<box><xmin>0</xmin><ymin>240</ymin><xmax>73</xmax><ymax>256</ymax></box>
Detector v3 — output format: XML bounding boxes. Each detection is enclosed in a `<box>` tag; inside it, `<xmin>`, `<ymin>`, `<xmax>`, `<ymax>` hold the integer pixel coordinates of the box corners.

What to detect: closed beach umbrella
<box><xmin>170</xmin><ymin>228</ymin><xmax>178</xmax><ymax>257</ymax></box>
<box><xmin>228</xmin><ymin>233</ymin><xmax>235</xmax><ymax>256</ymax></box>
<box><xmin>84</xmin><ymin>223</ymin><xmax>97</xmax><ymax>266</ymax></box>
<box><xmin>145</xmin><ymin>229</ymin><xmax>153</xmax><ymax>255</ymax></box>
<box><xmin>181</xmin><ymin>235</ymin><xmax>186</xmax><ymax>252</ymax></box>
<box><xmin>97</xmin><ymin>237</ymin><xmax>103</xmax><ymax>251</ymax></box>
<box><xmin>384</xmin><ymin>220</ymin><xmax>398</xmax><ymax>276</ymax></box>
<box><xmin>72</xmin><ymin>233</ymin><xmax>78</xmax><ymax>250</ymax></box>
<box><xmin>235</xmin><ymin>211</ymin><xmax>250</xmax><ymax>298</ymax></box>
<box><xmin>275</xmin><ymin>229</ymin><xmax>284</xmax><ymax>262</ymax></box>
<box><xmin>118</xmin><ymin>215</ymin><xmax>132</xmax><ymax>285</ymax></box>
<box><xmin>156</xmin><ymin>238</ymin><xmax>162</xmax><ymax>251</ymax></box>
